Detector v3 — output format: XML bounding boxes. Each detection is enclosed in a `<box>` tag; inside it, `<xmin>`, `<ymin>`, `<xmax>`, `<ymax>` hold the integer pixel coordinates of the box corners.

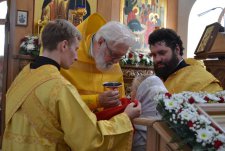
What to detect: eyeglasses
<box><xmin>105</xmin><ymin>40</ymin><xmax>114</xmax><ymax>56</ymax></box>
<box><xmin>105</xmin><ymin>40</ymin><xmax>122</xmax><ymax>61</ymax></box>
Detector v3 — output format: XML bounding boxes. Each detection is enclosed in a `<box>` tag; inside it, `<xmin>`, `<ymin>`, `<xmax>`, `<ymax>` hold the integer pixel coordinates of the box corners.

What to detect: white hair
<box><xmin>95</xmin><ymin>21</ymin><xmax>135</xmax><ymax>49</ymax></box>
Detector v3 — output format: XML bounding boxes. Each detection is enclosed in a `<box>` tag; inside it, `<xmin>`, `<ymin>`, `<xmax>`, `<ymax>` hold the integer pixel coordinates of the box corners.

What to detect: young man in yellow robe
<box><xmin>61</xmin><ymin>13</ymin><xmax>136</xmax><ymax>111</ymax></box>
<box><xmin>2</xmin><ymin>19</ymin><xmax>141</xmax><ymax>151</ymax></box>
<box><xmin>148</xmin><ymin>28</ymin><xmax>223</xmax><ymax>93</ymax></box>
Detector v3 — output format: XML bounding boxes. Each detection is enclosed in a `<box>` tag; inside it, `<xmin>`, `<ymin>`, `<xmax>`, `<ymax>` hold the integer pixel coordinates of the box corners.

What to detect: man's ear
<box><xmin>175</xmin><ymin>45</ymin><xmax>180</xmax><ymax>55</ymax></box>
<box><xmin>97</xmin><ymin>37</ymin><xmax>105</xmax><ymax>46</ymax></box>
<box><xmin>60</xmin><ymin>40</ymin><xmax>68</xmax><ymax>52</ymax></box>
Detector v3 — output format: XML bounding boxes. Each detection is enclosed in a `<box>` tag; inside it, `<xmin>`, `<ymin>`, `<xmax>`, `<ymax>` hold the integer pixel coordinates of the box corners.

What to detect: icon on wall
<box><xmin>120</xmin><ymin>0</ymin><xmax>167</xmax><ymax>53</ymax></box>
<box><xmin>195</xmin><ymin>22</ymin><xmax>223</xmax><ymax>54</ymax></box>
<box><xmin>33</xmin><ymin>0</ymin><xmax>97</xmax><ymax>35</ymax></box>
<box><xmin>16</xmin><ymin>10</ymin><xmax>28</xmax><ymax>26</ymax></box>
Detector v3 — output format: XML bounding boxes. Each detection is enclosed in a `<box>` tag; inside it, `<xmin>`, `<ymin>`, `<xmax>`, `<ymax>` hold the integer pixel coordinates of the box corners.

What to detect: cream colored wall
<box><xmin>167</xmin><ymin>0</ymin><xmax>178</xmax><ymax>31</ymax></box>
<box><xmin>7</xmin><ymin>0</ymin><xmax>34</xmax><ymax>88</ymax></box>
<box><xmin>177</xmin><ymin>0</ymin><xmax>196</xmax><ymax>58</ymax></box>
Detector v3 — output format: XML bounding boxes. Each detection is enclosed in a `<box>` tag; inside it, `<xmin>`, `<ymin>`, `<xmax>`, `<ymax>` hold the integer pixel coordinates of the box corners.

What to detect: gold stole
<box><xmin>6</xmin><ymin>65</ymin><xmax>69</xmax><ymax>148</ymax></box>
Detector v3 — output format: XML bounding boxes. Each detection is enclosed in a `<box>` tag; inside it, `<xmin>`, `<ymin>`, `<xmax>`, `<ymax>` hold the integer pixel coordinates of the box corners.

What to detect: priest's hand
<box><xmin>98</xmin><ymin>90</ymin><xmax>121</xmax><ymax>108</ymax></box>
<box><xmin>124</xmin><ymin>102</ymin><xmax>141</xmax><ymax>120</ymax></box>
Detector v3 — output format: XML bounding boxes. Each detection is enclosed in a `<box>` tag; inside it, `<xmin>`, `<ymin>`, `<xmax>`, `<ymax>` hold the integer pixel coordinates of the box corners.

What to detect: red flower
<box><xmin>188</xmin><ymin>97</ymin><xmax>195</xmax><ymax>104</ymax></box>
<box><xmin>178</xmin><ymin>108</ymin><xmax>182</xmax><ymax>113</ymax></box>
<box><xmin>128</xmin><ymin>52</ymin><xmax>133</xmax><ymax>58</ymax></box>
<box><xmin>165</xmin><ymin>93</ymin><xmax>172</xmax><ymax>99</ymax></box>
<box><xmin>204</xmin><ymin>96</ymin><xmax>210</xmax><ymax>102</ymax></box>
<box><xmin>214</xmin><ymin>140</ymin><xmax>223</xmax><ymax>149</ymax></box>
<box><xmin>187</xmin><ymin>121</ymin><xmax>193</xmax><ymax>127</ymax></box>
<box><xmin>219</xmin><ymin>97</ymin><xmax>224</xmax><ymax>103</ymax></box>
<box><xmin>20</xmin><ymin>37</ymin><xmax>28</xmax><ymax>42</ymax></box>
<box><xmin>139</xmin><ymin>54</ymin><xmax>144</xmax><ymax>59</ymax></box>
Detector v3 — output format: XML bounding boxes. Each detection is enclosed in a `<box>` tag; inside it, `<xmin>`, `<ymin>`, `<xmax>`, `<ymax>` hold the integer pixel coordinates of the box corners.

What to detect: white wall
<box><xmin>177</xmin><ymin>0</ymin><xmax>196</xmax><ymax>58</ymax></box>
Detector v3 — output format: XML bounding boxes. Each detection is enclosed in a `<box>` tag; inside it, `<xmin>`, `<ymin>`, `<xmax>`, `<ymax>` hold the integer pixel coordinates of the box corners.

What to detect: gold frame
<box><xmin>195</xmin><ymin>22</ymin><xmax>223</xmax><ymax>54</ymax></box>
<box><xmin>33</xmin><ymin>0</ymin><xmax>97</xmax><ymax>35</ymax></box>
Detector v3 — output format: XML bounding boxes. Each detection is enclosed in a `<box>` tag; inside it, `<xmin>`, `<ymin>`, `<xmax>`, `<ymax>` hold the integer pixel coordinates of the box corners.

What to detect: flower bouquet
<box><xmin>156</xmin><ymin>91</ymin><xmax>225</xmax><ymax>151</ymax></box>
<box><xmin>19</xmin><ymin>35</ymin><xmax>40</xmax><ymax>57</ymax></box>
<box><xmin>120</xmin><ymin>51</ymin><xmax>153</xmax><ymax>67</ymax></box>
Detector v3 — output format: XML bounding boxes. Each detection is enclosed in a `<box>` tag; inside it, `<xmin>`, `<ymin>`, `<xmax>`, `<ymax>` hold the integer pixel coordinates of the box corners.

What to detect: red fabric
<box><xmin>95</xmin><ymin>98</ymin><xmax>138</xmax><ymax>121</ymax></box>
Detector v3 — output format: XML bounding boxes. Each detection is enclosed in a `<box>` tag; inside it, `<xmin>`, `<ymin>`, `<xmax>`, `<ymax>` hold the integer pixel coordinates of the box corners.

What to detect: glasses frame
<box><xmin>104</xmin><ymin>40</ymin><xmax>122</xmax><ymax>61</ymax></box>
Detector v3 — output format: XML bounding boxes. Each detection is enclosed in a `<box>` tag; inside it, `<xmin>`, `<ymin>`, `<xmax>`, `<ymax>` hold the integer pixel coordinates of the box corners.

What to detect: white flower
<box><xmin>192</xmin><ymin>94</ymin><xmax>206</xmax><ymax>103</ymax></box>
<box><xmin>216</xmin><ymin>90</ymin><xmax>225</xmax><ymax>97</ymax></box>
<box><xmin>217</xmin><ymin>145</ymin><xmax>225</xmax><ymax>151</ymax></box>
<box><xmin>198</xmin><ymin>115</ymin><xmax>211</xmax><ymax>125</ymax></box>
<box><xmin>206</xmin><ymin>94</ymin><xmax>220</xmax><ymax>102</ymax></box>
<box><xmin>155</xmin><ymin>90</ymin><xmax>225</xmax><ymax>150</ymax></box>
<box><xmin>26</xmin><ymin>44</ymin><xmax>35</xmax><ymax>51</ymax></box>
<box><xmin>217</xmin><ymin>134</ymin><xmax>225</xmax><ymax>143</ymax></box>
<box><xmin>196</xmin><ymin>128</ymin><xmax>213</xmax><ymax>143</ymax></box>
<box><xmin>178</xmin><ymin>109</ymin><xmax>194</xmax><ymax>121</ymax></box>
<box><xmin>164</xmin><ymin>99</ymin><xmax>179</xmax><ymax>110</ymax></box>
<box><xmin>20</xmin><ymin>41</ymin><xmax>26</xmax><ymax>47</ymax></box>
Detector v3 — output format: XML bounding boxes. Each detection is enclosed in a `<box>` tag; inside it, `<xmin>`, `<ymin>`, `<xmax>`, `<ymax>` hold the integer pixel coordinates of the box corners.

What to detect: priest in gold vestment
<box><xmin>149</xmin><ymin>28</ymin><xmax>223</xmax><ymax>93</ymax></box>
<box><xmin>2</xmin><ymin>19</ymin><xmax>141</xmax><ymax>151</ymax></box>
<box><xmin>61</xmin><ymin>13</ymin><xmax>136</xmax><ymax>111</ymax></box>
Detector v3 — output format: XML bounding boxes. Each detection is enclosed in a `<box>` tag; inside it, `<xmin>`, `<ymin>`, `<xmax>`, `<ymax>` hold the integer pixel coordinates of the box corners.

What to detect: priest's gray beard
<box><xmin>95</xmin><ymin>50</ymin><xmax>113</xmax><ymax>72</ymax></box>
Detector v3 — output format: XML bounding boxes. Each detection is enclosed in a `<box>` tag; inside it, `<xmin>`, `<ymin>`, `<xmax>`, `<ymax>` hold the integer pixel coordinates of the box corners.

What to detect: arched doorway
<box><xmin>188</xmin><ymin>0</ymin><xmax>225</xmax><ymax>58</ymax></box>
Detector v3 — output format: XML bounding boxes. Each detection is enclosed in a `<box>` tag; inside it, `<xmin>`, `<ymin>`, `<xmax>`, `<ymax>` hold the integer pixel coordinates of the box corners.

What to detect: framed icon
<box><xmin>120</xmin><ymin>0</ymin><xmax>167</xmax><ymax>53</ymax></box>
<box><xmin>195</xmin><ymin>22</ymin><xmax>223</xmax><ymax>54</ymax></box>
<box><xmin>16</xmin><ymin>10</ymin><xmax>28</xmax><ymax>26</ymax></box>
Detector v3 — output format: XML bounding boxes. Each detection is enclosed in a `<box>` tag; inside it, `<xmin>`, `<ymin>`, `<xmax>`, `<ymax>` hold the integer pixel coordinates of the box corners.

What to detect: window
<box><xmin>0</xmin><ymin>1</ymin><xmax>7</xmax><ymax>56</ymax></box>
<box><xmin>187</xmin><ymin>0</ymin><xmax>225</xmax><ymax>58</ymax></box>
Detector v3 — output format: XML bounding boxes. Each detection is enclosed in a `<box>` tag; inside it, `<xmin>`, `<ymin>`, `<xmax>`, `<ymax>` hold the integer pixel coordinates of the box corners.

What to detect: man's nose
<box><xmin>74</xmin><ymin>53</ymin><xmax>78</xmax><ymax>61</ymax></box>
<box><xmin>112</xmin><ymin>58</ymin><xmax>120</xmax><ymax>64</ymax></box>
<box><xmin>154</xmin><ymin>55</ymin><xmax>162</xmax><ymax>63</ymax></box>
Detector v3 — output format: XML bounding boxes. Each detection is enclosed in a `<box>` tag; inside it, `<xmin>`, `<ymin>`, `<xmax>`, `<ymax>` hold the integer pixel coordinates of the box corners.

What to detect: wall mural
<box><xmin>33</xmin><ymin>0</ymin><xmax>97</xmax><ymax>35</ymax></box>
<box><xmin>121</xmin><ymin>0</ymin><xmax>167</xmax><ymax>52</ymax></box>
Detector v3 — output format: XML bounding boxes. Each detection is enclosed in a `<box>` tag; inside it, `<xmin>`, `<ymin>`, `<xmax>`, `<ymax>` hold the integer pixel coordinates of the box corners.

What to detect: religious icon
<box><xmin>195</xmin><ymin>22</ymin><xmax>223</xmax><ymax>54</ymax></box>
<box><xmin>16</xmin><ymin>10</ymin><xmax>28</xmax><ymax>26</ymax></box>
<box><xmin>34</xmin><ymin>0</ymin><xmax>97</xmax><ymax>35</ymax></box>
<box><xmin>121</xmin><ymin>0</ymin><xmax>167</xmax><ymax>53</ymax></box>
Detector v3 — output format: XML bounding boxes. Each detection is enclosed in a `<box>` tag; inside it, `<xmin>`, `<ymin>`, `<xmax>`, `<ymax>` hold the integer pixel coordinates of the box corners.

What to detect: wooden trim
<box><xmin>196</xmin><ymin>103</ymin><xmax>225</xmax><ymax>115</ymax></box>
<box><xmin>0</xmin><ymin>19</ymin><xmax>6</xmax><ymax>24</ymax></box>
<box><xmin>13</xmin><ymin>54</ymin><xmax>35</xmax><ymax>60</ymax></box>
<box><xmin>133</xmin><ymin>117</ymin><xmax>160</xmax><ymax>126</ymax></box>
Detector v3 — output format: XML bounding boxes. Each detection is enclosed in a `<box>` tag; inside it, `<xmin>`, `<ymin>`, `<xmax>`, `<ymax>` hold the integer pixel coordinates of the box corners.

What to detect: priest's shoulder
<box><xmin>77</xmin><ymin>13</ymin><xmax>106</xmax><ymax>37</ymax></box>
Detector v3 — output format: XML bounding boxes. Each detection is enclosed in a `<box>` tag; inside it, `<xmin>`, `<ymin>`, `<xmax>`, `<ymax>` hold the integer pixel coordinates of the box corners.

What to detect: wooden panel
<box><xmin>210</xmin><ymin>32</ymin><xmax>225</xmax><ymax>53</ymax></box>
<box><xmin>204</xmin><ymin>60</ymin><xmax>225</xmax><ymax>89</ymax></box>
<box><xmin>97</xmin><ymin>0</ymin><xmax>113</xmax><ymax>22</ymax></box>
<box><xmin>0</xmin><ymin>19</ymin><xmax>6</xmax><ymax>24</ymax></box>
<box><xmin>166</xmin><ymin>0</ymin><xmax>178</xmax><ymax>30</ymax></box>
<box><xmin>153</xmin><ymin>122</ymin><xmax>192</xmax><ymax>151</ymax></box>
<box><xmin>110</xmin><ymin>0</ymin><xmax>120</xmax><ymax>21</ymax></box>
<box><xmin>133</xmin><ymin>118</ymin><xmax>192</xmax><ymax>151</ymax></box>
<box><xmin>121</xmin><ymin>65</ymin><xmax>154</xmax><ymax>95</ymax></box>
<box><xmin>97</xmin><ymin>0</ymin><xmax>120</xmax><ymax>22</ymax></box>
<box><xmin>7</xmin><ymin>0</ymin><xmax>34</xmax><ymax>88</ymax></box>
<box><xmin>197</xmin><ymin>103</ymin><xmax>225</xmax><ymax>115</ymax></box>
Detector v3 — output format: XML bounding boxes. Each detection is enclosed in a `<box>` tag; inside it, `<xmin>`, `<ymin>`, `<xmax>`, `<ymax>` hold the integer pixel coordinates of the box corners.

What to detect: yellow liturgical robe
<box><xmin>165</xmin><ymin>58</ymin><xmax>223</xmax><ymax>93</ymax></box>
<box><xmin>60</xmin><ymin>13</ymin><xmax>125</xmax><ymax>110</ymax></box>
<box><xmin>2</xmin><ymin>65</ymin><xmax>133</xmax><ymax>151</ymax></box>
